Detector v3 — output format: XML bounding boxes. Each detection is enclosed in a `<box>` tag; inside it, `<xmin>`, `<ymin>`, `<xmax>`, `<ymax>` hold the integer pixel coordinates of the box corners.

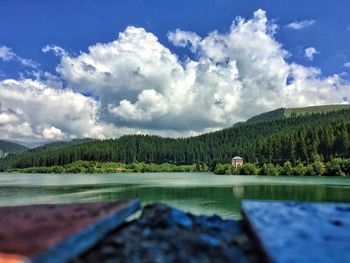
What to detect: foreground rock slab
<box><xmin>242</xmin><ymin>201</ymin><xmax>350</xmax><ymax>263</ymax></box>
<box><xmin>0</xmin><ymin>200</ymin><xmax>140</xmax><ymax>263</ymax></box>
<box><xmin>74</xmin><ymin>203</ymin><xmax>257</xmax><ymax>263</ymax></box>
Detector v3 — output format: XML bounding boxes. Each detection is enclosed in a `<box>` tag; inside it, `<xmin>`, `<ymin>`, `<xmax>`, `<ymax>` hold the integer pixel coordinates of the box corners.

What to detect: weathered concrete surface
<box><xmin>5</xmin><ymin>200</ymin><xmax>348</xmax><ymax>263</ymax></box>
<box><xmin>0</xmin><ymin>200</ymin><xmax>140</xmax><ymax>263</ymax></box>
<box><xmin>73</xmin><ymin>203</ymin><xmax>258</xmax><ymax>263</ymax></box>
<box><xmin>242</xmin><ymin>201</ymin><xmax>350</xmax><ymax>263</ymax></box>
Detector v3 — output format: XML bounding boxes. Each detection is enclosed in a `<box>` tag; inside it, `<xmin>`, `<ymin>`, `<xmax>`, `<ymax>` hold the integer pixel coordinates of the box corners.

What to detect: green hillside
<box><xmin>284</xmin><ymin>104</ymin><xmax>350</xmax><ymax>117</ymax></box>
<box><xmin>246</xmin><ymin>108</ymin><xmax>284</xmax><ymax>124</ymax></box>
<box><xmin>31</xmin><ymin>138</ymin><xmax>95</xmax><ymax>151</ymax></box>
<box><xmin>246</xmin><ymin>104</ymin><xmax>350</xmax><ymax>124</ymax></box>
<box><xmin>1</xmin><ymin>106</ymin><xmax>349</xmax><ymax>171</ymax></box>
<box><xmin>0</xmin><ymin>140</ymin><xmax>28</xmax><ymax>158</ymax></box>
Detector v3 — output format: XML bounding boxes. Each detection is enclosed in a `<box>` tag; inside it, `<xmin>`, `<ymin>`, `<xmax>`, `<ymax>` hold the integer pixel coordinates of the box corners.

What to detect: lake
<box><xmin>1</xmin><ymin>172</ymin><xmax>350</xmax><ymax>219</ymax></box>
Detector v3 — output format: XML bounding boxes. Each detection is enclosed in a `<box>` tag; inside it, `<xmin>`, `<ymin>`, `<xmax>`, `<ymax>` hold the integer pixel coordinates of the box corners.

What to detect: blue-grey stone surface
<box><xmin>74</xmin><ymin>203</ymin><xmax>256</xmax><ymax>263</ymax></box>
<box><xmin>242</xmin><ymin>200</ymin><xmax>350</xmax><ymax>263</ymax></box>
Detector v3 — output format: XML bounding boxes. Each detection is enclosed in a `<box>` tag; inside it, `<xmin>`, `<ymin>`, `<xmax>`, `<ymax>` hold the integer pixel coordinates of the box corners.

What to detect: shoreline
<box><xmin>2</xmin><ymin>171</ymin><xmax>350</xmax><ymax>178</ymax></box>
<box><xmin>2</xmin><ymin>156</ymin><xmax>350</xmax><ymax>177</ymax></box>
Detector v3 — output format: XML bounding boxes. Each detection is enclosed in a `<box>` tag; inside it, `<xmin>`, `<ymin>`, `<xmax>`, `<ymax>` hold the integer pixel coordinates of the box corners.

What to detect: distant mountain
<box><xmin>31</xmin><ymin>138</ymin><xmax>96</xmax><ymax>151</ymax></box>
<box><xmin>0</xmin><ymin>138</ymin><xmax>95</xmax><ymax>159</ymax></box>
<box><xmin>246</xmin><ymin>104</ymin><xmax>350</xmax><ymax>124</ymax></box>
<box><xmin>23</xmin><ymin>141</ymin><xmax>51</xmax><ymax>149</ymax></box>
<box><xmin>0</xmin><ymin>140</ymin><xmax>28</xmax><ymax>158</ymax></box>
<box><xmin>4</xmin><ymin>138</ymin><xmax>96</xmax><ymax>150</ymax></box>
<box><xmin>2</xmin><ymin>139</ymin><xmax>50</xmax><ymax>149</ymax></box>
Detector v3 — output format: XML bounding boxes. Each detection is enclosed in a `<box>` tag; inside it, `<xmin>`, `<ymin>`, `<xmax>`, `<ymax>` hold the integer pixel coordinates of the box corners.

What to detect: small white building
<box><xmin>232</xmin><ymin>156</ymin><xmax>244</xmax><ymax>168</ymax></box>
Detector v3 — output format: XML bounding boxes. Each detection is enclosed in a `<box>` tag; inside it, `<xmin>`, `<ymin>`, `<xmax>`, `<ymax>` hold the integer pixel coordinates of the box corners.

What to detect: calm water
<box><xmin>1</xmin><ymin>172</ymin><xmax>350</xmax><ymax>219</ymax></box>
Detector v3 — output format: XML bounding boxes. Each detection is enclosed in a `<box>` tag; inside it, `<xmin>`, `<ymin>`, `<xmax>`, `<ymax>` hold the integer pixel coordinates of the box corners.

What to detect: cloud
<box><xmin>0</xmin><ymin>10</ymin><xmax>349</xmax><ymax>141</ymax></box>
<box><xmin>0</xmin><ymin>79</ymin><xmax>115</xmax><ymax>141</ymax></box>
<box><xmin>286</xmin><ymin>20</ymin><xmax>315</xmax><ymax>30</ymax></box>
<box><xmin>167</xmin><ymin>29</ymin><xmax>201</xmax><ymax>52</ymax></box>
<box><xmin>56</xmin><ymin>9</ymin><xmax>349</xmax><ymax>133</ymax></box>
<box><xmin>304</xmin><ymin>47</ymin><xmax>319</xmax><ymax>61</ymax></box>
<box><xmin>109</xmin><ymin>89</ymin><xmax>169</xmax><ymax>122</ymax></box>
<box><xmin>42</xmin><ymin>45</ymin><xmax>68</xmax><ymax>57</ymax></box>
<box><xmin>344</xmin><ymin>62</ymin><xmax>350</xmax><ymax>68</ymax></box>
<box><xmin>41</xmin><ymin>126</ymin><xmax>64</xmax><ymax>140</ymax></box>
<box><xmin>0</xmin><ymin>46</ymin><xmax>38</xmax><ymax>68</ymax></box>
<box><xmin>0</xmin><ymin>46</ymin><xmax>15</xmax><ymax>61</ymax></box>
<box><xmin>0</xmin><ymin>78</ymin><xmax>190</xmax><ymax>141</ymax></box>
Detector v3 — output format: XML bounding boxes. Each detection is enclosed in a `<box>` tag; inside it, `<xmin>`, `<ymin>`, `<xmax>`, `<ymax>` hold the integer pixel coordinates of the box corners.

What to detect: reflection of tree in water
<box><xmin>232</xmin><ymin>185</ymin><xmax>244</xmax><ymax>199</ymax></box>
<box><xmin>92</xmin><ymin>186</ymin><xmax>243</xmax><ymax>218</ymax></box>
<box><xmin>1</xmin><ymin>183</ymin><xmax>350</xmax><ymax>219</ymax></box>
<box><xmin>83</xmin><ymin>184</ymin><xmax>350</xmax><ymax>219</ymax></box>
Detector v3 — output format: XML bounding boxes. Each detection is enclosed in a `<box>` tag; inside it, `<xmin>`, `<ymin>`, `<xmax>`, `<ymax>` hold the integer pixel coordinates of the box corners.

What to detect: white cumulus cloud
<box><xmin>0</xmin><ymin>79</ymin><xmax>116</xmax><ymax>141</ymax></box>
<box><xmin>167</xmin><ymin>29</ymin><xmax>201</xmax><ymax>52</ymax></box>
<box><xmin>55</xmin><ymin>9</ymin><xmax>349</xmax><ymax>134</ymax></box>
<box><xmin>42</xmin><ymin>126</ymin><xmax>64</xmax><ymax>140</ymax></box>
<box><xmin>0</xmin><ymin>10</ymin><xmax>349</xmax><ymax>141</ymax></box>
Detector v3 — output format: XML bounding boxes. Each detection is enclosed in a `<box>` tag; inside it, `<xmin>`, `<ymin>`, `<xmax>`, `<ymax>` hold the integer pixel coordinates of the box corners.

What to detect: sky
<box><xmin>0</xmin><ymin>0</ymin><xmax>350</xmax><ymax>142</ymax></box>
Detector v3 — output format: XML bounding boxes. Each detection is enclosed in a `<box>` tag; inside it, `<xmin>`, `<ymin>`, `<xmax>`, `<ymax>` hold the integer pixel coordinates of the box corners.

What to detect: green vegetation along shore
<box><xmin>8</xmin><ymin>157</ymin><xmax>350</xmax><ymax>177</ymax></box>
<box><xmin>214</xmin><ymin>157</ymin><xmax>350</xmax><ymax>176</ymax></box>
<box><xmin>7</xmin><ymin>160</ymin><xmax>209</xmax><ymax>174</ymax></box>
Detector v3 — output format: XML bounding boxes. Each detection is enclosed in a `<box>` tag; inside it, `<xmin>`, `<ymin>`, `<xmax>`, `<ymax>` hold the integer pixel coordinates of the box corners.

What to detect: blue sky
<box><xmin>0</xmin><ymin>0</ymin><xmax>350</xmax><ymax>141</ymax></box>
<box><xmin>1</xmin><ymin>0</ymin><xmax>349</xmax><ymax>78</ymax></box>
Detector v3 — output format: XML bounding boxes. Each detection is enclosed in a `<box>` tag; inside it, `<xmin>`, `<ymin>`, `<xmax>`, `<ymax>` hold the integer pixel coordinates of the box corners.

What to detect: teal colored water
<box><xmin>1</xmin><ymin>173</ymin><xmax>350</xmax><ymax>219</ymax></box>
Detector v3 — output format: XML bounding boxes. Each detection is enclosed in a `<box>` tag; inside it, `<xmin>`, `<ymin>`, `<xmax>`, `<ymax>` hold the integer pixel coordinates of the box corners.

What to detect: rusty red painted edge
<box><xmin>0</xmin><ymin>199</ymin><xmax>140</xmax><ymax>263</ymax></box>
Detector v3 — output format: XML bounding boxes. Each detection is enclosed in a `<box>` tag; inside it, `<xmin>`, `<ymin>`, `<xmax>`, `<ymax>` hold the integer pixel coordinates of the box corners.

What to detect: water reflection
<box><xmin>1</xmin><ymin>173</ymin><xmax>350</xmax><ymax>219</ymax></box>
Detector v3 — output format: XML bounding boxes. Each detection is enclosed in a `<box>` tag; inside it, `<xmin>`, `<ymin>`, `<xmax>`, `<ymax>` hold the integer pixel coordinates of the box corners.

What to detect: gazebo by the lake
<box><xmin>232</xmin><ymin>156</ymin><xmax>244</xmax><ymax>168</ymax></box>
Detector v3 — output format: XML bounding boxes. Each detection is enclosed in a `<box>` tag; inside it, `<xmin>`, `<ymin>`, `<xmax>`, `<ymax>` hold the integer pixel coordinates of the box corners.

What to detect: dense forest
<box><xmin>0</xmin><ymin>108</ymin><xmax>349</xmax><ymax>172</ymax></box>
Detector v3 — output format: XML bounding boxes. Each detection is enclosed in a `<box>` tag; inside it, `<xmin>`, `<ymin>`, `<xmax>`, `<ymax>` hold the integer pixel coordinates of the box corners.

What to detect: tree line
<box><xmin>7</xmin><ymin>160</ymin><xmax>209</xmax><ymax>174</ymax></box>
<box><xmin>0</xmin><ymin>109</ymin><xmax>349</xmax><ymax>172</ymax></box>
<box><xmin>214</xmin><ymin>157</ymin><xmax>350</xmax><ymax>176</ymax></box>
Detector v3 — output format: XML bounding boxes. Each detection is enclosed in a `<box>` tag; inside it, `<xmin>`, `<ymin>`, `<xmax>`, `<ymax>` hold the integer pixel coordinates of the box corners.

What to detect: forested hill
<box><xmin>0</xmin><ymin>140</ymin><xmax>28</xmax><ymax>158</ymax></box>
<box><xmin>246</xmin><ymin>104</ymin><xmax>350</xmax><ymax>124</ymax></box>
<box><xmin>245</xmin><ymin>108</ymin><xmax>285</xmax><ymax>124</ymax></box>
<box><xmin>31</xmin><ymin>138</ymin><xmax>95</xmax><ymax>152</ymax></box>
<box><xmin>1</xmin><ymin>108</ymin><xmax>350</xmax><ymax>171</ymax></box>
